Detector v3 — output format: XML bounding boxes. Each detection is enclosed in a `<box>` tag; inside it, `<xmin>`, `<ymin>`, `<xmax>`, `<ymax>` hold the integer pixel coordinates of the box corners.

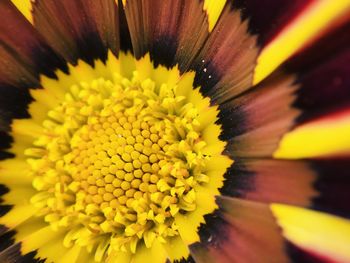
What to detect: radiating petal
<box><xmin>274</xmin><ymin>109</ymin><xmax>350</xmax><ymax>159</ymax></box>
<box><xmin>191</xmin><ymin>197</ymin><xmax>289</xmax><ymax>263</ymax></box>
<box><xmin>253</xmin><ymin>0</ymin><xmax>350</xmax><ymax>84</ymax></box>
<box><xmin>190</xmin><ymin>3</ymin><xmax>258</xmax><ymax>104</ymax></box>
<box><xmin>271</xmin><ymin>204</ymin><xmax>350</xmax><ymax>263</ymax></box>
<box><xmin>32</xmin><ymin>0</ymin><xmax>119</xmax><ymax>64</ymax></box>
<box><xmin>232</xmin><ymin>0</ymin><xmax>314</xmax><ymax>46</ymax></box>
<box><xmin>220</xmin><ymin>159</ymin><xmax>317</xmax><ymax>207</ymax></box>
<box><xmin>122</xmin><ymin>0</ymin><xmax>211</xmax><ymax>70</ymax></box>
<box><xmin>220</xmin><ymin>74</ymin><xmax>299</xmax><ymax>158</ymax></box>
<box><xmin>0</xmin><ymin>0</ymin><xmax>65</xmax><ymax>87</ymax></box>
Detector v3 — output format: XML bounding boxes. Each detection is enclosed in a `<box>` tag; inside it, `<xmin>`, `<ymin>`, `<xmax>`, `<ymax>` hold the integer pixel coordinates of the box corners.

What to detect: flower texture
<box><xmin>0</xmin><ymin>0</ymin><xmax>349</xmax><ymax>262</ymax></box>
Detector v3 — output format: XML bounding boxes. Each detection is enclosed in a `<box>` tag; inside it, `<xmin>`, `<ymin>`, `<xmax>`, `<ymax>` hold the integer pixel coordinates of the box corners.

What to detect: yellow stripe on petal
<box><xmin>274</xmin><ymin>112</ymin><xmax>350</xmax><ymax>159</ymax></box>
<box><xmin>271</xmin><ymin>204</ymin><xmax>350</xmax><ymax>263</ymax></box>
<box><xmin>203</xmin><ymin>0</ymin><xmax>226</xmax><ymax>31</ymax></box>
<box><xmin>254</xmin><ymin>0</ymin><xmax>350</xmax><ymax>84</ymax></box>
<box><xmin>11</xmin><ymin>0</ymin><xmax>32</xmax><ymax>23</ymax></box>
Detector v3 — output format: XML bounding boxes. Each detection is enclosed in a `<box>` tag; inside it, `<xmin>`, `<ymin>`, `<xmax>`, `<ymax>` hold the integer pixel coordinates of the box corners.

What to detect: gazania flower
<box><xmin>0</xmin><ymin>0</ymin><xmax>349</xmax><ymax>262</ymax></box>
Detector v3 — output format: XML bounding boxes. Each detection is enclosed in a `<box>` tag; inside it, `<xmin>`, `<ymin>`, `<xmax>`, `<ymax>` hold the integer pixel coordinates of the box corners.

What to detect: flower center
<box><xmin>22</xmin><ymin>53</ymin><xmax>232</xmax><ymax>260</ymax></box>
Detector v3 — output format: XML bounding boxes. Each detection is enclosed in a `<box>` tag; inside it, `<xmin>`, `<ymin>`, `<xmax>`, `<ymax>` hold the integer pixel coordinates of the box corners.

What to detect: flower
<box><xmin>0</xmin><ymin>0</ymin><xmax>349</xmax><ymax>262</ymax></box>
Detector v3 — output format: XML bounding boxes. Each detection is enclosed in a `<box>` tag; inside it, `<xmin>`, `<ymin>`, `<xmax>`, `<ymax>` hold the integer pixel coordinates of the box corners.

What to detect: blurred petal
<box><xmin>220</xmin><ymin>74</ymin><xmax>299</xmax><ymax>158</ymax></box>
<box><xmin>233</xmin><ymin>0</ymin><xmax>314</xmax><ymax>45</ymax></box>
<box><xmin>190</xmin><ymin>197</ymin><xmax>289</xmax><ymax>263</ymax></box>
<box><xmin>220</xmin><ymin>159</ymin><xmax>317</xmax><ymax>207</ymax></box>
<box><xmin>271</xmin><ymin>204</ymin><xmax>350</xmax><ymax>263</ymax></box>
<box><xmin>311</xmin><ymin>159</ymin><xmax>350</xmax><ymax>219</ymax></box>
<box><xmin>254</xmin><ymin>0</ymin><xmax>350</xmax><ymax>84</ymax></box>
<box><xmin>292</xmin><ymin>48</ymin><xmax>350</xmax><ymax>123</ymax></box>
<box><xmin>274</xmin><ymin>110</ymin><xmax>350</xmax><ymax>159</ymax></box>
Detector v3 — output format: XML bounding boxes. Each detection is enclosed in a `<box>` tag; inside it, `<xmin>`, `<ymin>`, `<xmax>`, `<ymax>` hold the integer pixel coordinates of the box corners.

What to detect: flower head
<box><xmin>0</xmin><ymin>0</ymin><xmax>349</xmax><ymax>262</ymax></box>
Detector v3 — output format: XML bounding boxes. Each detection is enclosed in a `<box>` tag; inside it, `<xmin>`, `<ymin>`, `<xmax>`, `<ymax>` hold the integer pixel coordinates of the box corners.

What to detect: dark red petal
<box><xmin>287</xmin><ymin>242</ymin><xmax>336</xmax><ymax>263</ymax></box>
<box><xmin>0</xmin><ymin>0</ymin><xmax>66</xmax><ymax>87</ymax></box>
<box><xmin>190</xmin><ymin>3</ymin><xmax>258</xmax><ymax>104</ymax></box>
<box><xmin>118</xmin><ymin>0</ymin><xmax>133</xmax><ymax>52</ymax></box>
<box><xmin>123</xmin><ymin>0</ymin><xmax>210</xmax><ymax>69</ymax></box>
<box><xmin>32</xmin><ymin>0</ymin><xmax>116</xmax><ymax>64</ymax></box>
<box><xmin>0</xmin><ymin>1</ymin><xmax>65</xmax><ymax>127</ymax></box>
<box><xmin>219</xmin><ymin>74</ymin><xmax>299</xmax><ymax>158</ymax></box>
<box><xmin>0</xmin><ymin>241</ymin><xmax>39</xmax><ymax>263</ymax></box>
<box><xmin>292</xmin><ymin>49</ymin><xmax>350</xmax><ymax>124</ymax></box>
<box><xmin>84</xmin><ymin>0</ymin><xmax>120</xmax><ymax>56</ymax></box>
<box><xmin>191</xmin><ymin>197</ymin><xmax>289</xmax><ymax>263</ymax></box>
<box><xmin>220</xmin><ymin>159</ymin><xmax>317</xmax><ymax>207</ymax></box>
<box><xmin>311</xmin><ymin>158</ymin><xmax>350</xmax><ymax>219</ymax></box>
<box><xmin>233</xmin><ymin>0</ymin><xmax>315</xmax><ymax>46</ymax></box>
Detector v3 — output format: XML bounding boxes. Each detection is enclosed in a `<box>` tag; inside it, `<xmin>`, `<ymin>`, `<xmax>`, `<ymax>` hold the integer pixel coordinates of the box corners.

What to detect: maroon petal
<box><xmin>190</xmin><ymin>3</ymin><xmax>258</xmax><ymax>104</ymax></box>
<box><xmin>219</xmin><ymin>74</ymin><xmax>299</xmax><ymax>158</ymax></box>
<box><xmin>311</xmin><ymin>158</ymin><xmax>350</xmax><ymax>219</ymax></box>
<box><xmin>233</xmin><ymin>0</ymin><xmax>315</xmax><ymax>46</ymax></box>
<box><xmin>32</xmin><ymin>0</ymin><xmax>118</xmax><ymax>64</ymax></box>
<box><xmin>258</xmin><ymin>12</ymin><xmax>350</xmax><ymax>124</ymax></box>
<box><xmin>0</xmin><ymin>1</ymin><xmax>65</xmax><ymax>122</ymax></box>
<box><xmin>122</xmin><ymin>0</ymin><xmax>210</xmax><ymax>69</ymax></box>
<box><xmin>220</xmin><ymin>159</ymin><xmax>317</xmax><ymax>207</ymax></box>
<box><xmin>220</xmin><ymin>157</ymin><xmax>350</xmax><ymax>220</ymax></box>
<box><xmin>190</xmin><ymin>197</ymin><xmax>289</xmax><ymax>263</ymax></box>
<box><xmin>0</xmin><ymin>0</ymin><xmax>65</xmax><ymax>87</ymax></box>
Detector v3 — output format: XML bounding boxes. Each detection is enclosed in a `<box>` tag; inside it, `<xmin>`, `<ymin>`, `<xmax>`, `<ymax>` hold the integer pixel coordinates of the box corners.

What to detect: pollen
<box><xmin>22</xmin><ymin>54</ymin><xmax>232</xmax><ymax>260</ymax></box>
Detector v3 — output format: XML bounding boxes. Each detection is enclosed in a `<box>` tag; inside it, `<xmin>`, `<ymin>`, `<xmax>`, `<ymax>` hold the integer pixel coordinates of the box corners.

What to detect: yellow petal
<box><xmin>0</xmin><ymin>204</ymin><xmax>37</xmax><ymax>229</ymax></box>
<box><xmin>271</xmin><ymin>204</ymin><xmax>350</xmax><ymax>263</ymax></box>
<box><xmin>254</xmin><ymin>0</ymin><xmax>350</xmax><ymax>84</ymax></box>
<box><xmin>274</xmin><ymin>112</ymin><xmax>350</xmax><ymax>159</ymax></box>
<box><xmin>21</xmin><ymin>226</ymin><xmax>64</xmax><ymax>254</ymax></box>
<box><xmin>163</xmin><ymin>236</ymin><xmax>190</xmax><ymax>262</ymax></box>
<box><xmin>131</xmin><ymin>241</ymin><xmax>167</xmax><ymax>263</ymax></box>
<box><xmin>203</xmin><ymin>0</ymin><xmax>226</xmax><ymax>31</ymax></box>
<box><xmin>58</xmin><ymin>245</ymin><xmax>82</xmax><ymax>263</ymax></box>
<box><xmin>11</xmin><ymin>0</ymin><xmax>32</xmax><ymax>23</ymax></box>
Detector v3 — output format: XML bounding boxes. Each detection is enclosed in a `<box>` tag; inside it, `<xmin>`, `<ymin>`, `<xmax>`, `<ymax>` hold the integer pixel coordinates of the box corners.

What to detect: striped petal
<box><xmin>190</xmin><ymin>196</ymin><xmax>289</xmax><ymax>263</ymax></box>
<box><xmin>220</xmin><ymin>159</ymin><xmax>317</xmax><ymax>207</ymax></box>
<box><xmin>272</xmin><ymin>204</ymin><xmax>350</xmax><ymax>263</ymax></box>
<box><xmin>274</xmin><ymin>109</ymin><xmax>350</xmax><ymax>159</ymax></box>
<box><xmin>31</xmin><ymin>0</ymin><xmax>120</xmax><ymax>64</ymax></box>
<box><xmin>221</xmin><ymin>158</ymin><xmax>350</xmax><ymax>219</ymax></box>
<box><xmin>122</xmin><ymin>0</ymin><xmax>211</xmax><ymax>69</ymax></box>
<box><xmin>253</xmin><ymin>0</ymin><xmax>350</xmax><ymax>84</ymax></box>
<box><xmin>190</xmin><ymin>3</ymin><xmax>258</xmax><ymax>104</ymax></box>
<box><xmin>0</xmin><ymin>0</ymin><xmax>65</xmax><ymax>141</ymax></box>
<box><xmin>220</xmin><ymin>73</ymin><xmax>300</xmax><ymax>158</ymax></box>
<box><xmin>0</xmin><ymin>0</ymin><xmax>65</xmax><ymax>87</ymax></box>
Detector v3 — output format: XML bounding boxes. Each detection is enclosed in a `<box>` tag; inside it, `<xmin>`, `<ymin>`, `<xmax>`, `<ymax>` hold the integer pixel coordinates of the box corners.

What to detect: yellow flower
<box><xmin>0</xmin><ymin>0</ymin><xmax>349</xmax><ymax>262</ymax></box>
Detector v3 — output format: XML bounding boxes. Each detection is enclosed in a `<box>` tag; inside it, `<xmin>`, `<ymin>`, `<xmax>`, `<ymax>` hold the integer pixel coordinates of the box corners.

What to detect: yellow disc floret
<box><xmin>10</xmin><ymin>53</ymin><xmax>233</xmax><ymax>261</ymax></box>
